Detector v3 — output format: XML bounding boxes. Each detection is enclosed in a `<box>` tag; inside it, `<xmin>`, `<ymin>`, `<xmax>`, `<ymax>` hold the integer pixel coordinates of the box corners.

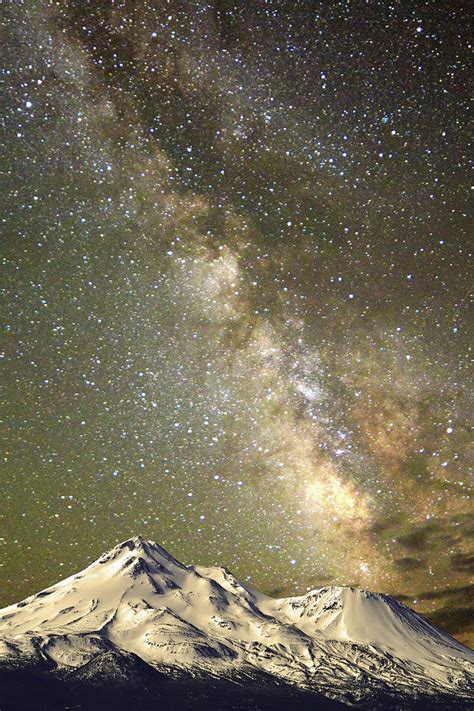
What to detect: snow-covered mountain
<box><xmin>0</xmin><ymin>536</ymin><xmax>473</xmax><ymax>710</ymax></box>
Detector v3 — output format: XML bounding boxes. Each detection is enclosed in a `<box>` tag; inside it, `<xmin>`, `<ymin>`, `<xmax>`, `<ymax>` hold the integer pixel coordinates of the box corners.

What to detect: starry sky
<box><xmin>2</xmin><ymin>2</ymin><xmax>473</xmax><ymax>645</ymax></box>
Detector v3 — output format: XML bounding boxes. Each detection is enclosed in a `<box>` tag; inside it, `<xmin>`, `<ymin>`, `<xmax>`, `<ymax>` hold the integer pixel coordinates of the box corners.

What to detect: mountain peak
<box><xmin>112</xmin><ymin>534</ymin><xmax>160</xmax><ymax>553</ymax></box>
<box><xmin>119</xmin><ymin>534</ymin><xmax>147</xmax><ymax>548</ymax></box>
<box><xmin>95</xmin><ymin>535</ymin><xmax>184</xmax><ymax>571</ymax></box>
<box><xmin>104</xmin><ymin>535</ymin><xmax>143</xmax><ymax>558</ymax></box>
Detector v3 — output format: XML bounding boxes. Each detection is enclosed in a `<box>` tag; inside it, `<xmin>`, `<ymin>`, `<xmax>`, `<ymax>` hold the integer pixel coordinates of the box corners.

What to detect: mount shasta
<box><xmin>0</xmin><ymin>536</ymin><xmax>472</xmax><ymax>710</ymax></box>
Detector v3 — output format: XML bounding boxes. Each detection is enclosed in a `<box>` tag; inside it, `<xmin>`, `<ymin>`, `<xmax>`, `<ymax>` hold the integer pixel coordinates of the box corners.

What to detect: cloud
<box><xmin>396</xmin><ymin>526</ymin><xmax>438</xmax><ymax>552</ymax></box>
<box><xmin>394</xmin><ymin>557</ymin><xmax>424</xmax><ymax>571</ymax></box>
<box><xmin>449</xmin><ymin>553</ymin><xmax>474</xmax><ymax>574</ymax></box>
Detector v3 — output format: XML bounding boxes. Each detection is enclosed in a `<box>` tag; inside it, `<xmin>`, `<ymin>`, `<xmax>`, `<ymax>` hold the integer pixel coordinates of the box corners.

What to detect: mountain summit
<box><xmin>0</xmin><ymin>537</ymin><xmax>473</xmax><ymax>710</ymax></box>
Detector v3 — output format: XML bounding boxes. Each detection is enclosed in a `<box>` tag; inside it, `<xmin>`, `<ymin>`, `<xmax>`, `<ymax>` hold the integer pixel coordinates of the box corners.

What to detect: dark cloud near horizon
<box><xmin>394</xmin><ymin>557</ymin><xmax>424</xmax><ymax>572</ymax></box>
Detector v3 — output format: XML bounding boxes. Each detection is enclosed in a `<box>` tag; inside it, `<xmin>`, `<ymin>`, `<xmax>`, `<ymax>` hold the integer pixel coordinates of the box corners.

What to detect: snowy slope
<box><xmin>0</xmin><ymin>536</ymin><xmax>473</xmax><ymax>708</ymax></box>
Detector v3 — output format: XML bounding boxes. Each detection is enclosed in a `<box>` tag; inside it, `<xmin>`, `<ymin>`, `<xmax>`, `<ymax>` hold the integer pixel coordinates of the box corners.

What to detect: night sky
<box><xmin>2</xmin><ymin>2</ymin><xmax>472</xmax><ymax>645</ymax></box>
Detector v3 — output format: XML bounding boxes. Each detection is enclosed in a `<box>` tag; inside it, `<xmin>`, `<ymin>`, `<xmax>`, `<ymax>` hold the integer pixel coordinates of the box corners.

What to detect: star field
<box><xmin>2</xmin><ymin>1</ymin><xmax>472</xmax><ymax>645</ymax></box>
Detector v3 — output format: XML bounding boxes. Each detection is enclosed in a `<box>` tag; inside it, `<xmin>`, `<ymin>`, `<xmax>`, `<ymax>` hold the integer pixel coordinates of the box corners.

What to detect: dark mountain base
<box><xmin>0</xmin><ymin>652</ymin><xmax>471</xmax><ymax>711</ymax></box>
<box><xmin>0</xmin><ymin>667</ymin><xmax>343</xmax><ymax>711</ymax></box>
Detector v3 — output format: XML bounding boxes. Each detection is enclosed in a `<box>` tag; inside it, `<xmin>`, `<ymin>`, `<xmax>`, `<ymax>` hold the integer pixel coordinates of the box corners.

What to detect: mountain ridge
<box><xmin>0</xmin><ymin>536</ymin><xmax>473</xmax><ymax>709</ymax></box>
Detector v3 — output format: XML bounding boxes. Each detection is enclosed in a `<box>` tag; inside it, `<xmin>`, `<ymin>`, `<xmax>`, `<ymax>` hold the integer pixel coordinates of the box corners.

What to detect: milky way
<box><xmin>2</xmin><ymin>2</ymin><xmax>472</xmax><ymax>644</ymax></box>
